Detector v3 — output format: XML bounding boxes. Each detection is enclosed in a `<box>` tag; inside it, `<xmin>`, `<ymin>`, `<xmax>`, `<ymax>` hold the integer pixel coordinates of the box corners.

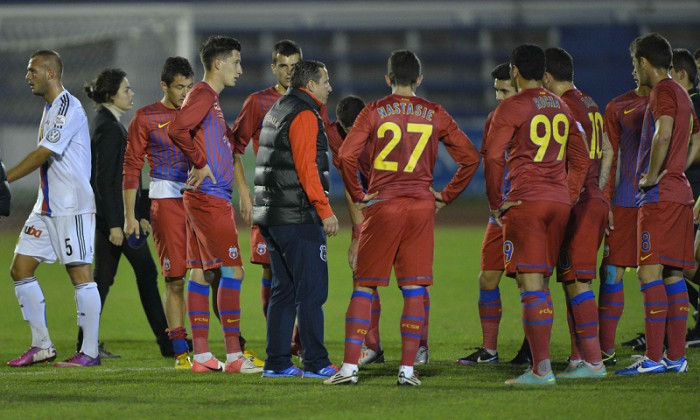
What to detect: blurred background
<box><xmin>1</xmin><ymin>0</ymin><xmax>699</xmax><ymax>225</ymax></box>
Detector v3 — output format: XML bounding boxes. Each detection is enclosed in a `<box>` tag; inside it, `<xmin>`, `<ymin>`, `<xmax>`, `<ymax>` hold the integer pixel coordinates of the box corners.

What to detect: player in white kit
<box><xmin>7</xmin><ymin>50</ymin><xmax>102</xmax><ymax>367</ymax></box>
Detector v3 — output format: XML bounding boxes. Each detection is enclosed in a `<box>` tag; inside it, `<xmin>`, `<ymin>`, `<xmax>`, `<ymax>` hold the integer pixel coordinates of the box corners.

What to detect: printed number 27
<box><xmin>374</xmin><ymin>122</ymin><xmax>433</xmax><ymax>172</ymax></box>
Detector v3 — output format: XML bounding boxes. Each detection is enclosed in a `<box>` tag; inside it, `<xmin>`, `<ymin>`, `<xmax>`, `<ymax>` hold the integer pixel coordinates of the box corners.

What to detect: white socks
<box><xmin>340</xmin><ymin>363</ymin><xmax>358</xmax><ymax>376</ymax></box>
<box><xmin>75</xmin><ymin>282</ymin><xmax>101</xmax><ymax>358</ymax></box>
<box><xmin>14</xmin><ymin>277</ymin><xmax>52</xmax><ymax>349</ymax></box>
<box><xmin>226</xmin><ymin>352</ymin><xmax>243</xmax><ymax>364</ymax></box>
<box><xmin>194</xmin><ymin>352</ymin><xmax>214</xmax><ymax>363</ymax></box>
<box><xmin>399</xmin><ymin>365</ymin><xmax>414</xmax><ymax>377</ymax></box>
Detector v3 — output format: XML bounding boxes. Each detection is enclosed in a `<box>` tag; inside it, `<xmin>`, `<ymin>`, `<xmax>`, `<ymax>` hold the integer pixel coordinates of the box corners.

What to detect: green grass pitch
<box><xmin>0</xmin><ymin>220</ymin><xmax>697</xmax><ymax>419</ymax></box>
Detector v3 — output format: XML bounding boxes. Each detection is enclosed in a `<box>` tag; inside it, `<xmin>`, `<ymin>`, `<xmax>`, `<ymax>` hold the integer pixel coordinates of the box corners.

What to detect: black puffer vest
<box><xmin>253</xmin><ymin>88</ymin><xmax>330</xmax><ymax>226</ymax></box>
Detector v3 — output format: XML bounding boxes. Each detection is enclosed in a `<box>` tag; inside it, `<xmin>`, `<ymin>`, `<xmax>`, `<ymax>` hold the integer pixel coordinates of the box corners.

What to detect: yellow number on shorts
<box><xmin>374</xmin><ymin>122</ymin><xmax>433</xmax><ymax>172</ymax></box>
<box><xmin>587</xmin><ymin>111</ymin><xmax>604</xmax><ymax>159</ymax></box>
<box><xmin>529</xmin><ymin>114</ymin><xmax>569</xmax><ymax>162</ymax></box>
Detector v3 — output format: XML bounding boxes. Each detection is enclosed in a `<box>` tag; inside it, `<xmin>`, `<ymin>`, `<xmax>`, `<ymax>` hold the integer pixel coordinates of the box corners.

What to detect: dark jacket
<box><xmin>90</xmin><ymin>106</ymin><xmax>148</xmax><ymax>233</ymax></box>
<box><xmin>253</xmin><ymin>88</ymin><xmax>330</xmax><ymax>226</ymax></box>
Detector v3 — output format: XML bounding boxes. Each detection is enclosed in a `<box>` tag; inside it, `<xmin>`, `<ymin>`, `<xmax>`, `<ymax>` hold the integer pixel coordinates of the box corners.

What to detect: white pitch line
<box><xmin>0</xmin><ymin>366</ymin><xmax>174</xmax><ymax>376</ymax></box>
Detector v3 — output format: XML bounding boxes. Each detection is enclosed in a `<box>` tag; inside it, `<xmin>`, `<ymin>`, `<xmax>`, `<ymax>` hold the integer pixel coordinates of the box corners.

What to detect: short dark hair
<box><xmin>290</xmin><ymin>60</ymin><xmax>326</xmax><ymax>89</ymax></box>
<box><xmin>695</xmin><ymin>48</ymin><xmax>700</xmax><ymax>60</ymax></box>
<box><xmin>631</xmin><ymin>33</ymin><xmax>672</xmax><ymax>70</ymax></box>
<box><xmin>387</xmin><ymin>50</ymin><xmax>421</xmax><ymax>86</ymax></box>
<box><xmin>84</xmin><ymin>68</ymin><xmax>126</xmax><ymax>104</ymax></box>
<box><xmin>336</xmin><ymin>95</ymin><xmax>365</xmax><ymax>130</ymax></box>
<box><xmin>31</xmin><ymin>50</ymin><xmax>63</xmax><ymax>79</ymax></box>
<box><xmin>199</xmin><ymin>35</ymin><xmax>241</xmax><ymax>72</ymax></box>
<box><xmin>545</xmin><ymin>47</ymin><xmax>574</xmax><ymax>82</ymax></box>
<box><xmin>272</xmin><ymin>39</ymin><xmax>302</xmax><ymax>63</ymax></box>
<box><xmin>491</xmin><ymin>62</ymin><xmax>511</xmax><ymax>81</ymax></box>
<box><xmin>510</xmin><ymin>44</ymin><xmax>545</xmax><ymax>81</ymax></box>
<box><xmin>161</xmin><ymin>57</ymin><xmax>194</xmax><ymax>86</ymax></box>
<box><xmin>672</xmin><ymin>48</ymin><xmax>698</xmax><ymax>87</ymax></box>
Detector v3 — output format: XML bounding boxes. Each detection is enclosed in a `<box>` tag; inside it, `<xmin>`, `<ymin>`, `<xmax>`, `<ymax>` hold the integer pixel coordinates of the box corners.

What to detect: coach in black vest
<box><xmin>253</xmin><ymin>60</ymin><xmax>339</xmax><ymax>377</ymax></box>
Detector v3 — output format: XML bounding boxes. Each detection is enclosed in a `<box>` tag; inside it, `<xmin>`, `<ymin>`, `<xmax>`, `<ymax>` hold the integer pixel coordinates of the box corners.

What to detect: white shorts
<box><xmin>15</xmin><ymin>212</ymin><xmax>95</xmax><ymax>265</ymax></box>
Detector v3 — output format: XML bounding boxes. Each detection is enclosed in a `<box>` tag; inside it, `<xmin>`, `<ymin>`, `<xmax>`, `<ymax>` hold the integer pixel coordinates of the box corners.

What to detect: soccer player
<box><xmin>484</xmin><ymin>44</ymin><xmax>589</xmax><ymax>386</ymax></box>
<box><xmin>168</xmin><ymin>35</ymin><xmax>261</xmax><ymax>374</ymax></box>
<box><xmin>230</xmin><ymin>40</ymin><xmax>302</xmax><ymax>362</ymax></box>
<box><xmin>253</xmin><ymin>60</ymin><xmax>339</xmax><ymax>379</ymax></box>
<box><xmin>597</xmin><ymin>64</ymin><xmax>650</xmax><ymax>360</ymax></box>
<box><xmin>328</xmin><ymin>95</ymin><xmax>387</xmax><ymax>365</ymax></box>
<box><xmin>458</xmin><ymin>62</ymin><xmax>523</xmax><ymax>366</ymax></box>
<box><xmin>122</xmin><ymin>57</ymin><xmax>197</xmax><ymax>368</ymax></box>
<box><xmin>543</xmin><ymin>47</ymin><xmax>610</xmax><ymax>378</ymax></box>
<box><xmin>669</xmin><ymin>48</ymin><xmax>700</xmax><ymax>347</ymax></box>
<box><xmin>616</xmin><ymin>33</ymin><xmax>699</xmax><ymax>375</ymax></box>
<box><xmin>85</xmin><ymin>68</ymin><xmax>169</xmax><ymax>359</ymax></box>
<box><xmin>7</xmin><ymin>50</ymin><xmax>101</xmax><ymax>367</ymax></box>
<box><xmin>326</xmin><ymin>50</ymin><xmax>480</xmax><ymax>386</ymax></box>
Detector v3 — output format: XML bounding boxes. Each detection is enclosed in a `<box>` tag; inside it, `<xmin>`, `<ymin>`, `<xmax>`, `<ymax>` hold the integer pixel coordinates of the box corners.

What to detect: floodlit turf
<box><xmin>0</xmin><ymin>221</ymin><xmax>697</xmax><ymax>419</ymax></box>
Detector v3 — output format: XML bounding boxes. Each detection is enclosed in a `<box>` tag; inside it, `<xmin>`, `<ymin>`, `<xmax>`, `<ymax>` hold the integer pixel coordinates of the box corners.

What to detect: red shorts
<box><xmin>183</xmin><ymin>192</ymin><xmax>242</xmax><ymax>270</ymax></box>
<box><xmin>557</xmin><ymin>197</ymin><xmax>608</xmax><ymax>282</ymax></box>
<box><xmin>249</xmin><ymin>225</ymin><xmax>270</xmax><ymax>265</ymax></box>
<box><xmin>602</xmin><ymin>206</ymin><xmax>637</xmax><ymax>268</ymax></box>
<box><xmin>481</xmin><ymin>222</ymin><xmax>504</xmax><ymax>271</ymax></box>
<box><xmin>638</xmin><ymin>201</ymin><xmax>694</xmax><ymax>270</ymax></box>
<box><xmin>355</xmin><ymin>198</ymin><xmax>434</xmax><ymax>288</ymax></box>
<box><xmin>150</xmin><ymin>198</ymin><xmax>187</xmax><ymax>278</ymax></box>
<box><xmin>502</xmin><ymin>200</ymin><xmax>570</xmax><ymax>278</ymax></box>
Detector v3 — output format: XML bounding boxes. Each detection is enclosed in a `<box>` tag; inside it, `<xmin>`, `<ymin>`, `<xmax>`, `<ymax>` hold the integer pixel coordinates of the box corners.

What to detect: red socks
<box><xmin>521</xmin><ymin>290</ymin><xmax>553</xmax><ymax>375</ymax></box>
<box><xmin>479</xmin><ymin>288</ymin><xmax>502</xmax><ymax>351</ymax></box>
<box><xmin>343</xmin><ymin>291</ymin><xmax>372</xmax><ymax>364</ymax></box>
<box><xmin>598</xmin><ymin>281</ymin><xmax>624</xmax><ymax>353</ymax></box>
<box><xmin>400</xmin><ymin>288</ymin><xmax>425</xmax><ymax>366</ymax></box>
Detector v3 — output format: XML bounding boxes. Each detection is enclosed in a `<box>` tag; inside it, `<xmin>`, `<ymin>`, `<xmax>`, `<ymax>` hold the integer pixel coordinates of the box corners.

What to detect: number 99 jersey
<box><xmin>339</xmin><ymin>93</ymin><xmax>479</xmax><ymax>204</ymax></box>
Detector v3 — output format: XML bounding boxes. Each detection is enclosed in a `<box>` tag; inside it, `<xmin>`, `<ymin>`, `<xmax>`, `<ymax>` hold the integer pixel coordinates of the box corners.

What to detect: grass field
<box><xmin>0</xmin><ymin>218</ymin><xmax>697</xmax><ymax>419</ymax></box>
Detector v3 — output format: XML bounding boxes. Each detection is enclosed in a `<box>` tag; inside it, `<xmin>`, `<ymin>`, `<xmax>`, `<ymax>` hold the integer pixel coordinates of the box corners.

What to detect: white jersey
<box><xmin>33</xmin><ymin>90</ymin><xmax>95</xmax><ymax>216</ymax></box>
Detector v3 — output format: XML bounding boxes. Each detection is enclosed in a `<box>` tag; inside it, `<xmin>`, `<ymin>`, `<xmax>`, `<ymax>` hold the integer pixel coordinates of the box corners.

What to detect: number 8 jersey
<box><xmin>483</xmin><ymin>87</ymin><xmax>589</xmax><ymax>210</ymax></box>
<box><xmin>340</xmin><ymin>93</ymin><xmax>480</xmax><ymax>204</ymax></box>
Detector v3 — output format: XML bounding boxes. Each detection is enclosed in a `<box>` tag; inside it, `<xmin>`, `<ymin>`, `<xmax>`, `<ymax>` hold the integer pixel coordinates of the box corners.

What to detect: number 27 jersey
<box><xmin>484</xmin><ymin>87</ymin><xmax>587</xmax><ymax>209</ymax></box>
<box><xmin>340</xmin><ymin>93</ymin><xmax>479</xmax><ymax>204</ymax></box>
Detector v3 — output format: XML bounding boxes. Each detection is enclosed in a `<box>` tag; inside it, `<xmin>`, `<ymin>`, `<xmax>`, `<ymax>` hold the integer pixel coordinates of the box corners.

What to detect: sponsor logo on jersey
<box><xmin>640</xmin><ymin>253</ymin><xmax>653</xmax><ymax>261</ymax></box>
<box><xmin>649</xmin><ymin>309</ymin><xmax>665</xmax><ymax>314</ymax></box>
<box><xmin>226</xmin><ymin>318</ymin><xmax>240</xmax><ymax>324</ymax></box>
<box><xmin>53</xmin><ymin>115</ymin><xmax>66</xmax><ymax>128</ymax></box>
<box><xmin>24</xmin><ymin>225</ymin><xmax>43</xmax><ymax>238</ymax></box>
<box><xmin>163</xmin><ymin>258</ymin><xmax>171</xmax><ymax>272</ymax></box>
<box><xmin>45</xmin><ymin>128</ymin><xmax>61</xmax><ymax>143</ymax></box>
<box><xmin>603</xmin><ymin>245</ymin><xmax>609</xmax><ymax>258</ymax></box>
<box><xmin>256</xmin><ymin>243</ymin><xmax>267</xmax><ymax>255</ymax></box>
<box><xmin>229</xmin><ymin>247</ymin><xmax>239</xmax><ymax>260</ymax></box>
<box><xmin>158</xmin><ymin>121</ymin><xmax>171</xmax><ymax>129</ymax></box>
<box><xmin>319</xmin><ymin>244</ymin><xmax>327</xmax><ymax>262</ymax></box>
<box><xmin>623</xmin><ymin>108</ymin><xmax>637</xmax><ymax>115</ymax></box>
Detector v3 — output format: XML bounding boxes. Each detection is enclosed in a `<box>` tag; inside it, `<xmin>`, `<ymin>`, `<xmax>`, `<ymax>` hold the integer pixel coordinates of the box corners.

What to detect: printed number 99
<box><xmin>529</xmin><ymin>114</ymin><xmax>569</xmax><ymax>162</ymax></box>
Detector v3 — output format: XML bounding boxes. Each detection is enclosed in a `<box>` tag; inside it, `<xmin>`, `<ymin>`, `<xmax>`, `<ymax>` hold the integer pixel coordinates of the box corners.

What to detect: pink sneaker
<box><xmin>54</xmin><ymin>352</ymin><xmax>101</xmax><ymax>367</ymax></box>
<box><xmin>225</xmin><ymin>356</ymin><xmax>263</xmax><ymax>374</ymax></box>
<box><xmin>192</xmin><ymin>356</ymin><xmax>224</xmax><ymax>373</ymax></box>
<box><xmin>8</xmin><ymin>345</ymin><xmax>57</xmax><ymax>366</ymax></box>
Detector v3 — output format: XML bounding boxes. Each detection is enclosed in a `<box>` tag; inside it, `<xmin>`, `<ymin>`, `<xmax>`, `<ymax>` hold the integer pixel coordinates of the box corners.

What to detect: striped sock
<box><xmin>218</xmin><ymin>276</ymin><xmax>242</xmax><ymax>355</ymax></box>
<box><xmin>343</xmin><ymin>291</ymin><xmax>372</xmax><ymax>364</ymax></box>
<box><xmin>187</xmin><ymin>281</ymin><xmax>211</xmax><ymax>355</ymax></box>
<box><xmin>598</xmin><ymin>281</ymin><xmax>624</xmax><ymax>353</ymax></box>
<box><xmin>521</xmin><ymin>290</ymin><xmax>553</xmax><ymax>376</ymax></box>
<box><xmin>570</xmin><ymin>290</ymin><xmax>602</xmax><ymax>364</ymax></box>
<box><xmin>261</xmin><ymin>277</ymin><xmax>272</xmax><ymax>317</ymax></box>
<box><xmin>400</xmin><ymin>287</ymin><xmax>425</xmax><ymax>366</ymax></box>
<box><xmin>365</xmin><ymin>290</ymin><xmax>382</xmax><ymax>351</ymax></box>
<box><xmin>565</xmin><ymin>298</ymin><xmax>583</xmax><ymax>362</ymax></box>
<box><xmin>479</xmin><ymin>288</ymin><xmax>502</xmax><ymax>351</ymax></box>
<box><xmin>665</xmin><ymin>281</ymin><xmax>689</xmax><ymax>361</ymax></box>
<box><xmin>641</xmin><ymin>280</ymin><xmax>667</xmax><ymax>362</ymax></box>
<box><xmin>420</xmin><ymin>287</ymin><xmax>430</xmax><ymax>348</ymax></box>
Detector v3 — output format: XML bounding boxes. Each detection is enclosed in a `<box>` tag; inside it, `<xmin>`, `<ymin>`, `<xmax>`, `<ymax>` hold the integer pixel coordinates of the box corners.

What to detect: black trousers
<box><xmin>78</xmin><ymin>228</ymin><xmax>167</xmax><ymax>348</ymax></box>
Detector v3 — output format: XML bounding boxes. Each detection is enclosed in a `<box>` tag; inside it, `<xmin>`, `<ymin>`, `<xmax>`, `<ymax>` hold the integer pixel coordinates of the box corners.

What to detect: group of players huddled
<box><xmin>4</xmin><ymin>31</ymin><xmax>699</xmax><ymax>386</ymax></box>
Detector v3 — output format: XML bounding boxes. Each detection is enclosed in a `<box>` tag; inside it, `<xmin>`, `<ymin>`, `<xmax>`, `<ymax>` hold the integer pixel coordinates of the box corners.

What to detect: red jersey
<box><xmin>561</xmin><ymin>89</ymin><xmax>604</xmax><ymax>202</ymax></box>
<box><xmin>484</xmin><ymin>87</ymin><xmax>589</xmax><ymax>209</ymax></box>
<box><xmin>168</xmin><ymin>82</ymin><xmax>235</xmax><ymax>201</ymax></box>
<box><xmin>637</xmin><ymin>78</ymin><xmax>700</xmax><ymax>205</ymax></box>
<box><xmin>328</xmin><ymin>121</ymin><xmax>371</xmax><ymax>190</ymax></box>
<box><xmin>123</xmin><ymin>101</ymin><xmax>187</xmax><ymax>190</ymax></box>
<box><xmin>339</xmin><ymin>93</ymin><xmax>479</xmax><ymax>204</ymax></box>
<box><xmin>602</xmin><ymin>90</ymin><xmax>649</xmax><ymax>206</ymax></box>
<box><xmin>231</xmin><ymin>87</ymin><xmax>282</xmax><ymax>156</ymax></box>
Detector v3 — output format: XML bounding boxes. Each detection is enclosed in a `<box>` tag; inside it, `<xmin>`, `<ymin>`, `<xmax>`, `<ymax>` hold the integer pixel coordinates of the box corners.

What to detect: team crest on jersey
<box><xmin>45</xmin><ymin>129</ymin><xmax>61</xmax><ymax>143</ymax></box>
<box><xmin>229</xmin><ymin>247</ymin><xmax>239</xmax><ymax>260</ymax></box>
<box><xmin>319</xmin><ymin>245</ymin><xmax>327</xmax><ymax>262</ymax></box>
<box><xmin>256</xmin><ymin>243</ymin><xmax>267</xmax><ymax>255</ymax></box>
<box><xmin>603</xmin><ymin>245</ymin><xmax>609</xmax><ymax>258</ymax></box>
<box><xmin>163</xmin><ymin>258</ymin><xmax>171</xmax><ymax>272</ymax></box>
<box><xmin>53</xmin><ymin>115</ymin><xmax>66</xmax><ymax>128</ymax></box>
